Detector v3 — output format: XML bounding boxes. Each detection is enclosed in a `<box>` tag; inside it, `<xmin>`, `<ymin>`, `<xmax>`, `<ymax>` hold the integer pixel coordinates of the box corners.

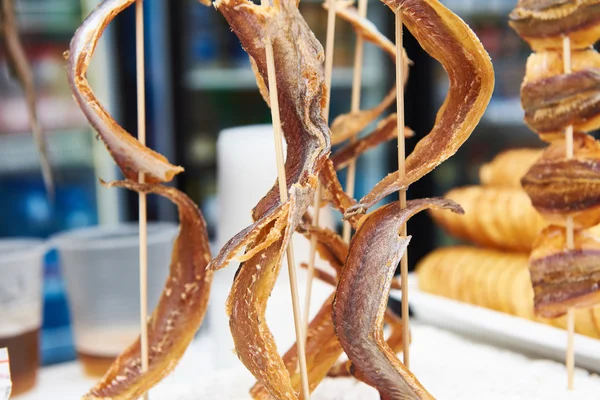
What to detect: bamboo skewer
<box><xmin>135</xmin><ymin>1</ymin><xmax>149</xmax><ymax>399</ymax></box>
<box><xmin>342</xmin><ymin>0</ymin><xmax>369</xmax><ymax>244</ymax></box>
<box><xmin>261</xmin><ymin>0</ymin><xmax>310</xmax><ymax>397</ymax></box>
<box><xmin>303</xmin><ymin>0</ymin><xmax>337</xmax><ymax>344</ymax></box>
<box><xmin>395</xmin><ymin>11</ymin><xmax>410</xmax><ymax>369</ymax></box>
<box><xmin>562</xmin><ymin>34</ymin><xmax>575</xmax><ymax>391</ymax></box>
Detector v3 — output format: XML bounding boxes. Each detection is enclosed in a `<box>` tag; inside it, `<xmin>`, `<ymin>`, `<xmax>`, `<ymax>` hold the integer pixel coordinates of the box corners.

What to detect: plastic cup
<box><xmin>53</xmin><ymin>222</ymin><xmax>177</xmax><ymax>377</ymax></box>
<box><xmin>0</xmin><ymin>239</ymin><xmax>46</xmax><ymax>395</ymax></box>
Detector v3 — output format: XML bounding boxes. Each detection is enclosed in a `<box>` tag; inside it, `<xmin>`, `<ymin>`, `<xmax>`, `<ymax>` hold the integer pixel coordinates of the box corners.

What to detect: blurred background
<box><xmin>0</xmin><ymin>0</ymin><xmax>540</xmax><ymax>369</ymax></box>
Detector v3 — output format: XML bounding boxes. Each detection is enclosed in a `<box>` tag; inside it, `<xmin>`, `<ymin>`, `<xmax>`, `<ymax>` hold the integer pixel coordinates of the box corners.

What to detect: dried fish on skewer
<box><xmin>345</xmin><ymin>0</ymin><xmax>494</xmax><ymax>217</ymax></box>
<box><xmin>84</xmin><ymin>181</ymin><xmax>212</xmax><ymax>399</ymax></box>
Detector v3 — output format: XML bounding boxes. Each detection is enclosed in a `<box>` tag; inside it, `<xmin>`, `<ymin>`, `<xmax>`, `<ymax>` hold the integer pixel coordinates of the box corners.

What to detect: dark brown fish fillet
<box><xmin>334</xmin><ymin>198</ymin><xmax>463</xmax><ymax>400</ymax></box>
<box><xmin>85</xmin><ymin>181</ymin><xmax>213</xmax><ymax>399</ymax></box>
<box><xmin>67</xmin><ymin>0</ymin><xmax>183</xmax><ymax>183</ymax></box>
<box><xmin>345</xmin><ymin>0</ymin><xmax>494</xmax><ymax>217</ymax></box>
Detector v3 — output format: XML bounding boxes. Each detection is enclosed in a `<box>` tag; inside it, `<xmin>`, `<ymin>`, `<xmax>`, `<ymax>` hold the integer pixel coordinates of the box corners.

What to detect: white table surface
<box><xmin>12</xmin><ymin>322</ymin><xmax>600</xmax><ymax>400</ymax></box>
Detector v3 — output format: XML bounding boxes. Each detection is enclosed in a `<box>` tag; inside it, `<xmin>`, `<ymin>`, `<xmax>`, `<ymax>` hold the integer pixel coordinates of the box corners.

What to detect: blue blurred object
<box><xmin>0</xmin><ymin>170</ymin><xmax>98</xmax><ymax>365</ymax></box>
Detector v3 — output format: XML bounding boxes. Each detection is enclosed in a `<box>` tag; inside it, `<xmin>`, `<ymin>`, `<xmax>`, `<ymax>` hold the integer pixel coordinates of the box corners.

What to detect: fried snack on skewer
<box><xmin>326</xmin><ymin>2</ymin><xmax>412</xmax><ymax>145</ymax></box>
<box><xmin>509</xmin><ymin>0</ymin><xmax>600</xmax><ymax>52</ymax></box>
<box><xmin>522</xmin><ymin>132</ymin><xmax>600</xmax><ymax>228</ymax></box>
<box><xmin>530</xmin><ymin>224</ymin><xmax>600</xmax><ymax>318</ymax></box>
<box><xmin>521</xmin><ymin>49</ymin><xmax>600</xmax><ymax>139</ymax></box>
<box><xmin>416</xmin><ymin>246</ymin><xmax>600</xmax><ymax>339</ymax></box>
<box><xmin>1</xmin><ymin>0</ymin><xmax>53</xmax><ymax>194</ymax></box>
<box><xmin>479</xmin><ymin>148</ymin><xmax>543</xmax><ymax>188</ymax></box>
<box><xmin>430</xmin><ymin>186</ymin><xmax>546</xmax><ymax>252</ymax></box>
<box><xmin>67</xmin><ymin>0</ymin><xmax>183</xmax><ymax>183</ymax></box>
<box><xmin>334</xmin><ymin>198</ymin><xmax>463</xmax><ymax>400</ymax></box>
<box><xmin>84</xmin><ymin>181</ymin><xmax>212</xmax><ymax>399</ymax></box>
<box><xmin>345</xmin><ymin>0</ymin><xmax>494</xmax><ymax>217</ymax></box>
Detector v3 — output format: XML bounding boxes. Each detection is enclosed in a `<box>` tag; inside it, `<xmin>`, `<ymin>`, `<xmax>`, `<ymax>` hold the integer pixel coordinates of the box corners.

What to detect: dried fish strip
<box><xmin>210</xmin><ymin>0</ymin><xmax>331</xmax><ymax>396</ymax></box>
<box><xmin>331</xmin><ymin>114</ymin><xmax>414</xmax><ymax>170</ymax></box>
<box><xmin>522</xmin><ymin>132</ymin><xmax>600</xmax><ymax>228</ymax></box>
<box><xmin>328</xmin><ymin>2</ymin><xmax>412</xmax><ymax>145</ymax></box>
<box><xmin>85</xmin><ymin>181</ymin><xmax>212</xmax><ymax>399</ymax></box>
<box><xmin>521</xmin><ymin>49</ymin><xmax>600</xmax><ymax>138</ymax></box>
<box><xmin>334</xmin><ymin>198</ymin><xmax>463</xmax><ymax>400</ymax></box>
<box><xmin>67</xmin><ymin>0</ymin><xmax>183</xmax><ymax>183</ymax></box>
<box><xmin>479</xmin><ymin>148</ymin><xmax>543</xmax><ymax>188</ymax></box>
<box><xmin>509</xmin><ymin>0</ymin><xmax>600</xmax><ymax>51</ymax></box>
<box><xmin>1</xmin><ymin>0</ymin><xmax>53</xmax><ymax>193</ymax></box>
<box><xmin>530</xmin><ymin>224</ymin><xmax>600</xmax><ymax>318</ymax></box>
<box><xmin>345</xmin><ymin>0</ymin><xmax>494</xmax><ymax>217</ymax></box>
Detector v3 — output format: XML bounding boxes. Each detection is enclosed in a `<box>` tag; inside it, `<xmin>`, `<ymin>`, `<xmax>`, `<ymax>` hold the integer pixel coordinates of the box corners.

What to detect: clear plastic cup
<box><xmin>0</xmin><ymin>239</ymin><xmax>46</xmax><ymax>395</ymax></box>
<box><xmin>53</xmin><ymin>222</ymin><xmax>177</xmax><ymax>377</ymax></box>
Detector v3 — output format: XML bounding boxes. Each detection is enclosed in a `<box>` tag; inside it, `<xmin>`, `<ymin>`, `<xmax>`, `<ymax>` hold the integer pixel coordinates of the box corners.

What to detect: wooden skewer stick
<box><xmin>261</xmin><ymin>0</ymin><xmax>310</xmax><ymax>397</ymax></box>
<box><xmin>135</xmin><ymin>1</ymin><xmax>149</xmax><ymax>399</ymax></box>
<box><xmin>396</xmin><ymin>11</ymin><xmax>410</xmax><ymax>369</ymax></box>
<box><xmin>303</xmin><ymin>0</ymin><xmax>337</xmax><ymax>343</ymax></box>
<box><xmin>562</xmin><ymin>34</ymin><xmax>575</xmax><ymax>391</ymax></box>
<box><xmin>342</xmin><ymin>0</ymin><xmax>369</xmax><ymax>244</ymax></box>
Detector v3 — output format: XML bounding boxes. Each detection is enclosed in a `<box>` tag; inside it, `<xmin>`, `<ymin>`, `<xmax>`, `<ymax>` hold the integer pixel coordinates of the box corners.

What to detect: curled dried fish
<box><xmin>522</xmin><ymin>132</ymin><xmax>600</xmax><ymax>228</ymax></box>
<box><xmin>346</xmin><ymin>0</ymin><xmax>494</xmax><ymax>217</ymax></box>
<box><xmin>327</xmin><ymin>2</ymin><xmax>411</xmax><ymax>145</ymax></box>
<box><xmin>334</xmin><ymin>198</ymin><xmax>463</xmax><ymax>400</ymax></box>
<box><xmin>521</xmin><ymin>49</ymin><xmax>600</xmax><ymax>138</ymax></box>
<box><xmin>67</xmin><ymin>0</ymin><xmax>183</xmax><ymax>183</ymax></box>
<box><xmin>85</xmin><ymin>181</ymin><xmax>212</xmax><ymax>399</ymax></box>
<box><xmin>509</xmin><ymin>0</ymin><xmax>600</xmax><ymax>51</ymax></box>
<box><xmin>331</xmin><ymin>114</ymin><xmax>413</xmax><ymax>170</ymax></box>
<box><xmin>211</xmin><ymin>0</ymin><xmax>330</xmax><ymax>396</ymax></box>
<box><xmin>1</xmin><ymin>0</ymin><xmax>53</xmax><ymax>194</ymax></box>
<box><xmin>530</xmin><ymin>224</ymin><xmax>600</xmax><ymax>318</ymax></box>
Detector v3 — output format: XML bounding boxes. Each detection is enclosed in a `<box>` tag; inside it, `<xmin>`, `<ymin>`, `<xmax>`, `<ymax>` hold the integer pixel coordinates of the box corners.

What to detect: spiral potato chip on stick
<box><xmin>530</xmin><ymin>224</ymin><xmax>600</xmax><ymax>318</ymax></box>
<box><xmin>67</xmin><ymin>0</ymin><xmax>183</xmax><ymax>183</ymax></box>
<box><xmin>479</xmin><ymin>148</ymin><xmax>543</xmax><ymax>188</ymax></box>
<box><xmin>521</xmin><ymin>49</ymin><xmax>600</xmax><ymax>139</ymax></box>
<box><xmin>84</xmin><ymin>181</ymin><xmax>212</xmax><ymax>399</ymax></box>
<box><xmin>509</xmin><ymin>0</ymin><xmax>600</xmax><ymax>51</ymax></box>
<box><xmin>334</xmin><ymin>198</ymin><xmax>463</xmax><ymax>400</ymax></box>
<box><xmin>346</xmin><ymin>0</ymin><xmax>494</xmax><ymax>216</ymax></box>
<box><xmin>522</xmin><ymin>132</ymin><xmax>600</xmax><ymax>228</ymax></box>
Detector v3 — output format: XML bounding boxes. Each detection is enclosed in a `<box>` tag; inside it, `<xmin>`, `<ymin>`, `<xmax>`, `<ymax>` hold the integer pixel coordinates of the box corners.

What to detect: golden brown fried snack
<box><xmin>345</xmin><ymin>0</ymin><xmax>494</xmax><ymax>217</ymax></box>
<box><xmin>509</xmin><ymin>0</ymin><xmax>600</xmax><ymax>51</ymax></box>
<box><xmin>530</xmin><ymin>224</ymin><xmax>600</xmax><ymax>318</ymax></box>
<box><xmin>522</xmin><ymin>132</ymin><xmax>600</xmax><ymax>228</ymax></box>
<box><xmin>479</xmin><ymin>148</ymin><xmax>542</xmax><ymax>188</ymax></box>
<box><xmin>67</xmin><ymin>0</ymin><xmax>183</xmax><ymax>183</ymax></box>
<box><xmin>430</xmin><ymin>186</ymin><xmax>546</xmax><ymax>252</ymax></box>
<box><xmin>417</xmin><ymin>246</ymin><xmax>600</xmax><ymax>338</ymax></box>
<box><xmin>334</xmin><ymin>198</ymin><xmax>463</xmax><ymax>400</ymax></box>
<box><xmin>85</xmin><ymin>181</ymin><xmax>212</xmax><ymax>399</ymax></box>
<box><xmin>521</xmin><ymin>49</ymin><xmax>600</xmax><ymax>140</ymax></box>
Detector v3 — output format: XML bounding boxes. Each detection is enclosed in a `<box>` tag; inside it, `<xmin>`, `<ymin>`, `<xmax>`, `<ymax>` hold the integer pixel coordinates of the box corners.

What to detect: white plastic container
<box><xmin>53</xmin><ymin>222</ymin><xmax>177</xmax><ymax>376</ymax></box>
<box><xmin>0</xmin><ymin>238</ymin><xmax>46</xmax><ymax>395</ymax></box>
